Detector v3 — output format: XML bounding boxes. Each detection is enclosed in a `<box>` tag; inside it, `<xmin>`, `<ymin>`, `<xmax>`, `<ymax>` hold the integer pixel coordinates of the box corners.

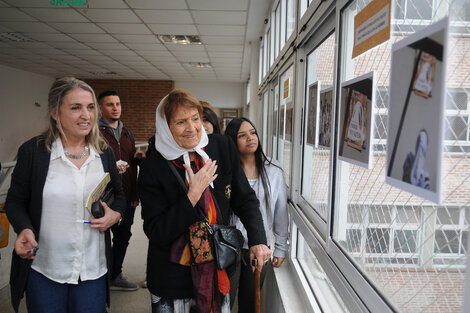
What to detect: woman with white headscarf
<box><xmin>138</xmin><ymin>89</ymin><xmax>271</xmax><ymax>313</ymax></box>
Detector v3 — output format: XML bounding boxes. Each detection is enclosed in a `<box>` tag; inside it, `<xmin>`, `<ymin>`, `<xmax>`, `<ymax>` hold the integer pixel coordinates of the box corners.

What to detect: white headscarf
<box><xmin>154</xmin><ymin>95</ymin><xmax>213</xmax><ymax>186</ymax></box>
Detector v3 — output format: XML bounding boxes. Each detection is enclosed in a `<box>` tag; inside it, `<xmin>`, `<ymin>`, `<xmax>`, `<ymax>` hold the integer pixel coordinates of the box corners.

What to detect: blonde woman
<box><xmin>5</xmin><ymin>77</ymin><xmax>126</xmax><ymax>313</ymax></box>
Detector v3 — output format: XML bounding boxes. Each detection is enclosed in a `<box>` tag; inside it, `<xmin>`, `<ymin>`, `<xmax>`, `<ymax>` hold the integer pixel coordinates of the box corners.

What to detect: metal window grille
<box><xmin>330</xmin><ymin>0</ymin><xmax>470</xmax><ymax>311</ymax></box>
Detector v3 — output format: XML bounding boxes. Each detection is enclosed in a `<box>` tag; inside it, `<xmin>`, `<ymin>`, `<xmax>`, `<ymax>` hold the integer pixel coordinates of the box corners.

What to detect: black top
<box><xmin>139</xmin><ymin>134</ymin><xmax>266</xmax><ymax>299</ymax></box>
<box><xmin>4</xmin><ymin>136</ymin><xmax>126</xmax><ymax>312</ymax></box>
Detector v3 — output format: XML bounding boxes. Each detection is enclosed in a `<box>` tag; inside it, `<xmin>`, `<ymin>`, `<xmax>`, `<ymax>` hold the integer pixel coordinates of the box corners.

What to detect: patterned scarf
<box><xmin>169</xmin><ymin>155</ymin><xmax>230</xmax><ymax>313</ymax></box>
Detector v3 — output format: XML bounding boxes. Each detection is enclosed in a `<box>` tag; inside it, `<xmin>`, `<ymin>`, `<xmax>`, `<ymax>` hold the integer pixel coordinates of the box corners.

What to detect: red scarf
<box><xmin>169</xmin><ymin>155</ymin><xmax>230</xmax><ymax>313</ymax></box>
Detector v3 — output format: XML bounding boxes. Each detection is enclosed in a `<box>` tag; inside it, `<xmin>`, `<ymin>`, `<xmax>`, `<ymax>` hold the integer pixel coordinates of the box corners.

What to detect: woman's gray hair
<box><xmin>43</xmin><ymin>77</ymin><xmax>106</xmax><ymax>152</ymax></box>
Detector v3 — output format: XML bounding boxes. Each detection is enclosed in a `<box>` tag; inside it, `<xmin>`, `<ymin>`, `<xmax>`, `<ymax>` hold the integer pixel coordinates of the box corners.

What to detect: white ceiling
<box><xmin>0</xmin><ymin>0</ymin><xmax>270</xmax><ymax>82</ymax></box>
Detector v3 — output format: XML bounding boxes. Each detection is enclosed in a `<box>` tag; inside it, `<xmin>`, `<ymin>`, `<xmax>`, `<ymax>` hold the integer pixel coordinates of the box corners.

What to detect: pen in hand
<box><xmin>27</xmin><ymin>245</ymin><xmax>39</xmax><ymax>256</ymax></box>
<box><xmin>76</xmin><ymin>219</ymin><xmax>91</xmax><ymax>224</ymax></box>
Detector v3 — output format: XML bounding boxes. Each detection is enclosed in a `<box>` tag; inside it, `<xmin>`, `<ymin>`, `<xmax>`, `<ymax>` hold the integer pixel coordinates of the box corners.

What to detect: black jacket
<box><xmin>4</xmin><ymin>136</ymin><xmax>126</xmax><ymax>313</ymax></box>
<box><xmin>139</xmin><ymin>134</ymin><xmax>267</xmax><ymax>299</ymax></box>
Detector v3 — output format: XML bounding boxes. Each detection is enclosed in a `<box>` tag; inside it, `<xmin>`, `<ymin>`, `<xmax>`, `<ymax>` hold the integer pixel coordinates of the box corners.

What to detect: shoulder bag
<box><xmin>167</xmin><ymin>160</ymin><xmax>244</xmax><ymax>270</ymax></box>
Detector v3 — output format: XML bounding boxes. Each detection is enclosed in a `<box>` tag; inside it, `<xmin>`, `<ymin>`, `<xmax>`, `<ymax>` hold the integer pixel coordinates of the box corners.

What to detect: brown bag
<box><xmin>0</xmin><ymin>209</ymin><xmax>9</xmax><ymax>248</ymax></box>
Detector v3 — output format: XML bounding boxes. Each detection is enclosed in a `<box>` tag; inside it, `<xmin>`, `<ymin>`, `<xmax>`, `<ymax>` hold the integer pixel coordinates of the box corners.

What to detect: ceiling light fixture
<box><xmin>0</xmin><ymin>33</ymin><xmax>34</xmax><ymax>42</ymax></box>
<box><xmin>157</xmin><ymin>35</ymin><xmax>202</xmax><ymax>45</ymax></box>
<box><xmin>184</xmin><ymin>62</ymin><xmax>212</xmax><ymax>68</ymax></box>
<box><xmin>88</xmin><ymin>71</ymin><xmax>117</xmax><ymax>76</ymax></box>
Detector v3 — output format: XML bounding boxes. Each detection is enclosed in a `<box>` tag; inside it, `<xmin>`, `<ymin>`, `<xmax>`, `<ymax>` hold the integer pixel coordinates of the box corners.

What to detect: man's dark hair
<box><xmin>98</xmin><ymin>90</ymin><xmax>119</xmax><ymax>104</ymax></box>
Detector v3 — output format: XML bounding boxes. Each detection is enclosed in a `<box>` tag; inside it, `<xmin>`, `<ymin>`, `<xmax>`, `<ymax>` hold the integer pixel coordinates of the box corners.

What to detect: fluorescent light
<box><xmin>157</xmin><ymin>35</ymin><xmax>202</xmax><ymax>45</ymax></box>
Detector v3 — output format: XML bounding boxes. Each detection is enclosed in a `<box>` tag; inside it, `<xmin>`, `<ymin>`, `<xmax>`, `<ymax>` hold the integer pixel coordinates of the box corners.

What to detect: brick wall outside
<box><xmin>368</xmin><ymin>270</ymin><xmax>465</xmax><ymax>313</ymax></box>
<box><xmin>83</xmin><ymin>79</ymin><xmax>174</xmax><ymax>142</ymax></box>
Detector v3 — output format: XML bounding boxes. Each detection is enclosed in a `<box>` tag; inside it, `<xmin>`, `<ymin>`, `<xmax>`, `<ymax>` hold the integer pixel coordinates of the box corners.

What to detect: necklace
<box><xmin>64</xmin><ymin>146</ymin><xmax>89</xmax><ymax>159</ymax></box>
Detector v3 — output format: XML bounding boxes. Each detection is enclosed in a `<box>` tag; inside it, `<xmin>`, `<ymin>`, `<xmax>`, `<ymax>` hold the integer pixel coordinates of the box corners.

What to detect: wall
<box><xmin>83</xmin><ymin>79</ymin><xmax>174</xmax><ymax>142</ymax></box>
<box><xmin>0</xmin><ymin>64</ymin><xmax>54</xmax><ymax>163</ymax></box>
<box><xmin>174</xmin><ymin>81</ymin><xmax>244</xmax><ymax>109</ymax></box>
<box><xmin>0</xmin><ymin>64</ymin><xmax>55</xmax><ymax>305</ymax></box>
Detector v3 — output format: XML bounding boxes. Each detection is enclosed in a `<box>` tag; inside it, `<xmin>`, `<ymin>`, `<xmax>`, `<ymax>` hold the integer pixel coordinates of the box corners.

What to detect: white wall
<box><xmin>174</xmin><ymin>81</ymin><xmax>244</xmax><ymax>109</ymax></box>
<box><xmin>0</xmin><ymin>64</ymin><xmax>54</xmax><ymax>163</ymax></box>
<box><xmin>0</xmin><ymin>64</ymin><xmax>54</xmax><ymax>305</ymax></box>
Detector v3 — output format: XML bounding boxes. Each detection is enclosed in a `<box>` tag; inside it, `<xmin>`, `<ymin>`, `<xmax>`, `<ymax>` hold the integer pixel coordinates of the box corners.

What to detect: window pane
<box><xmin>297</xmin><ymin>230</ymin><xmax>350</xmax><ymax>312</ymax></box>
<box><xmin>301</xmin><ymin>33</ymin><xmax>335</xmax><ymax>220</ymax></box>
<box><xmin>449</xmin><ymin>0</ymin><xmax>470</xmax><ymax>21</ymax></box>
<box><xmin>396</xmin><ymin>206</ymin><xmax>421</xmax><ymax>224</ymax></box>
<box><xmin>275</xmin><ymin>4</ymin><xmax>280</xmax><ymax>57</ymax></box>
<box><xmin>346</xmin><ymin>229</ymin><xmax>362</xmax><ymax>253</ymax></box>
<box><xmin>461</xmin><ymin>231</ymin><xmax>468</xmax><ymax>254</ymax></box>
<box><xmin>347</xmin><ymin>205</ymin><xmax>364</xmax><ymax>223</ymax></box>
<box><xmin>446</xmin><ymin>90</ymin><xmax>468</xmax><ymax>110</ymax></box>
<box><xmin>300</xmin><ymin>0</ymin><xmax>308</xmax><ymax>17</ymax></box>
<box><xmin>279</xmin><ymin>65</ymin><xmax>294</xmax><ymax>185</ymax></box>
<box><xmin>434</xmin><ymin>230</ymin><xmax>460</xmax><ymax>254</ymax></box>
<box><xmin>286</xmin><ymin>0</ymin><xmax>296</xmax><ymax>40</ymax></box>
<box><xmin>374</xmin><ymin>114</ymin><xmax>388</xmax><ymax>140</ymax></box>
<box><xmin>280</xmin><ymin>0</ymin><xmax>286</xmax><ymax>48</ymax></box>
<box><xmin>394</xmin><ymin>230</ymin><xmax>418</xmax><ymax>253</ymax></box>
<box><xmin>437</xmin><ymin>208</ymin><xmax>460</xmax><ymax>225</ymax></box>
<box><xmin>366</xmin><ymin>228</ymin><xmax>390</xmax><ymax>253</ymax></box>
<box><xmin>369</xmin><ymin>206</ymin><xmax>392</xmax><ymax>224</ymax></box>
<box><xmin>444</xmin><ymin>116</ymin><xmax>468</xmax><ymax>141</ymax></box>
<box><xmin>376</xmin><ymin>87</ymin><xmax>388</xmax><ymax>109</ymax></box>
<box><xmin>333</xmin><ymin>0</ymin><xmax>470</xmax><ymax>311</ymax></box>
<box><xmin>405</xmin><ymin>0</ymin><xmax>432</xmax><ymax>19</ymax></box>
<box><xmin>272</xmin><ymin>83</ymin><xmax>279</xmax><ymax>159</ymax></box>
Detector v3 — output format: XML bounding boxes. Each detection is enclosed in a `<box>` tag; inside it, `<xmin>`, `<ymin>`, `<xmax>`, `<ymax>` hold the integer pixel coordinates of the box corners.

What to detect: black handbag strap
<box><xmin>166</xmin><ymin>160</ymin><xmax>208</xmax><ymax>222</ymax></box>
<box><xmin>167</xmin><ymin>160</ymin><xmax>189</xmax><ymax>192</ymax></box>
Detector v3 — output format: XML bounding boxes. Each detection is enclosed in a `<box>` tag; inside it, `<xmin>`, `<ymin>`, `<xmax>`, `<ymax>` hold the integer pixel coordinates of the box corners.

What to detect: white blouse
<box><xmin>31</xmin><ymin>138</ymin><xmax>107</xmax><ymax>284</ymax></box>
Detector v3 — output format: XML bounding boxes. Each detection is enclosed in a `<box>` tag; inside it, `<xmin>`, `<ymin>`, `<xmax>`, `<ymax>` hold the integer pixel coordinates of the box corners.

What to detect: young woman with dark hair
<box><xmin>225</xmin><ymin>117</ymin><xmax>289</xmax><ymax>313</ymax></box>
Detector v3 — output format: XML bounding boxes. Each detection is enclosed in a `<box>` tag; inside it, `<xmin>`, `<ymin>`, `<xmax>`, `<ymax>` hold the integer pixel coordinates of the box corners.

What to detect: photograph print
<box><xmin>319</xmin><ymin>87</ymin><xmax>333</xmax><ymax>148</ymax></box>
<box><xmin>339</xmin><ymin>72</ymin><xmax>375</xmax><ymax>169</ymax></box>
<box><xmin>306</xmin><ymin>81</ymin><xmax>320</xmax><ymax>146</ymax></box>
<box><xmin>386</xmin><ymin>17</ymin><xmax>448</xmax><ymax>204</ymax></box>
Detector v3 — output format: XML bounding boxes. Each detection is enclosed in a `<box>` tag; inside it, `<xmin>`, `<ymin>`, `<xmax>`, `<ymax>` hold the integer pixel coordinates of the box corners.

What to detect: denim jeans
<box><xmin>111</xmin><ymin>201</ymin><xmax>136</xmax><ymax>279</ymax></box>
<box><xmin>26</xmin><ymin>268</ymin><xmax>106</xmax><ymax>313</ymax></box>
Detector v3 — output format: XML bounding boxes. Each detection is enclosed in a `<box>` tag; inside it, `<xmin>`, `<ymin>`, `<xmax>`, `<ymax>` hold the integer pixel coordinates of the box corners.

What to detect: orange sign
<box><xmin>352</xmin><ymin>0</ymin><xmax>391</xmax><ymax>58</ymax></box>
<box><xmin>283</xmin><ymin>77</ymin><xmax>290</xmax><ymax>100</ymax></box>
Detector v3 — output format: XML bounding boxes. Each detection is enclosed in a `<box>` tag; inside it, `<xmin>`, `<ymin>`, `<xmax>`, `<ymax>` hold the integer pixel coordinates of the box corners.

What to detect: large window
<box><xmin>271</xmin><ymin>82</ymin><xmax>280</xmax><ymax>159</ymax></box>
<box><xmin>434</xmin><ymin>207</ymin><xmax>469</xmax><ymax>266</ymax></box>
<box><xmin>256</xmin><ymin>0</ymin><xmax>470</xmax><ymax>311</ymax></box>
<box><xmin>279</xmin><ymin>64</ymin><xmax>294</xmax><ymax>185</ymax></box>
<box><xmin>331</xmin><ymin>0</ymin><xmax>470</xmax><ymax>311</ymax></box>
<box><xmin>286</xmin><ymin>0</ymin><xmax>296</xmax><ymax>41</ymax></box>
<box><xmin>301</xmin><ymin>33</ymin><xmax>336</xmax><ymax>221</ymax></box>
<box><xmin>275</xmin><ymin>2</ymin><xmax>281</xmax><ymax>59</ymax></box>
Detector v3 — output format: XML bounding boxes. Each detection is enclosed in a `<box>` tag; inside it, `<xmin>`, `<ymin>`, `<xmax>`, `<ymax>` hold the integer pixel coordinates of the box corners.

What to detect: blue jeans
<box><xmin>26</xmin><ymin>268</ymin><xmax>106</xmax><ymax>313</ymax></box>
<box><xmin>111</xmin><ymin>201</ymin><xmax>136</xmax><ymax>279</ymax></box>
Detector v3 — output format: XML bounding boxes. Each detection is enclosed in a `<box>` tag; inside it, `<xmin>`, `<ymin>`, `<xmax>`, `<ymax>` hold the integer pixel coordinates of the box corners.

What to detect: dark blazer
<box><xmin>139</xmin><ymin>134</ymin><xmax>267</xmax><ymax>299</ymax></box>
<box><xmin>4</xmin><ymin>136</ymin><xmax>126</xmax><ymax>313</ymax></box>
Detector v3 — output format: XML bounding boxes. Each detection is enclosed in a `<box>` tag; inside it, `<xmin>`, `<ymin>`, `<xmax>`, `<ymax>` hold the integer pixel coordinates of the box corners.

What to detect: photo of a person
<box><xmin>306</xmin><ymin>82</ymin><xmax>320</xmax><ymax>146</ymax></box>
<box><xmin>345</xmin><ymin>90</ymin><xmax>367</xmax><ymax>150</ymax></box>
<box><xmin>285</xmin><ymin>108</ymin><xmax>293</xmax><ymax>141</ymax></box>
<box><xmin>386</xmin><ymin>17</ymin><xmax>448</xmax><ymax>204</ymax></box>
<box><xmin>339</xmin><ymin>72</ymin><xmax>375</xmax><ymax>169</ymax></box>
<box><xmin>413</xmin><ymin>52</ymin><xmax>436</xmax><ymax>98</ymax></box>
<box><xmin>280</xmin><ymin>107</ymin><xmax>285</xmax><ymax>139</ymax></box>
<box><xmin>319</xmin><ymin>88</ymin><xmax>333</xmax><ymax>148</ymax></box>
